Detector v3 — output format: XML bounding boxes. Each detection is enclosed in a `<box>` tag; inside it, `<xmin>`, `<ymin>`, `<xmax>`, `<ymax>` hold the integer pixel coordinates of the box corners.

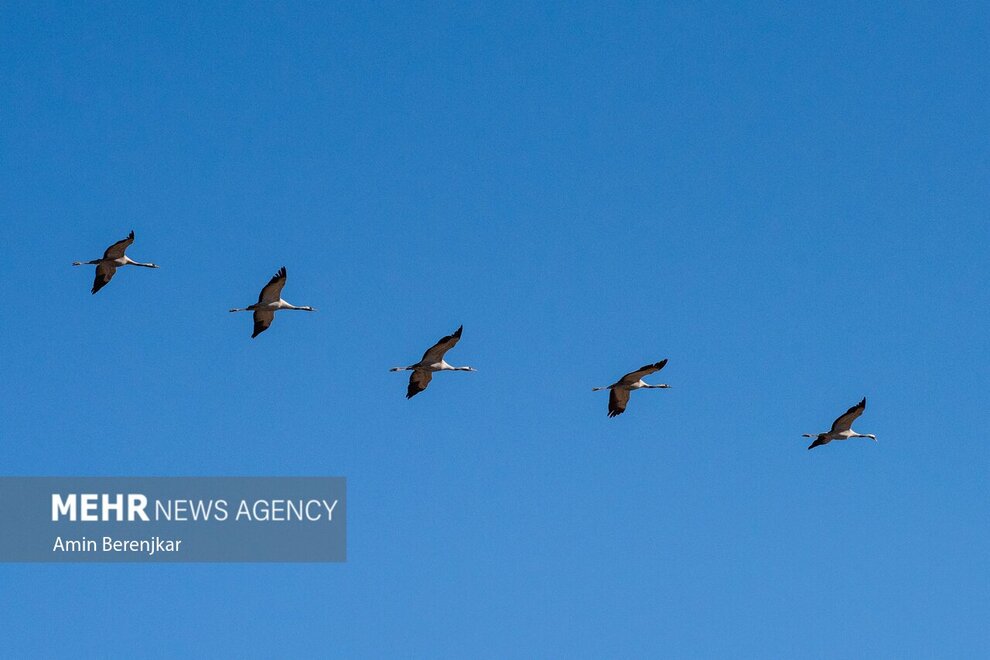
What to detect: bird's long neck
<box><xmin>645</xmin><ymin>384</ymin><xmax>670</xmax><ymax>389</ymax></box>
<box><xmin>122</xmin><ymin>256</ymin><xmax>156</xmax><ymax>267</ymax></box>
<box><xmin>73</xmin><ymin>259</ymin><xmax>101</xmax><ymax>266</ymax></box>
<box><xmin>280</xmin><ymin>301</ymin><xmax>314</xmax><ymax>311</ymax></box>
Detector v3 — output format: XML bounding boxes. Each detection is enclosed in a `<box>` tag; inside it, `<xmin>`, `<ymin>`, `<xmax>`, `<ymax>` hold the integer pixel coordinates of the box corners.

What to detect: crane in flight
<box><xmin>390</xmin><ymin>325</ymin><xmax>476</xmax><ymax>398</ymax></box>
<box><xmin>229</xmin><ymin>266</ymin><xmax>316</xmax><ymax>338</ymax></box>
<box><xmin>593</xmin><ymin>360</ymin><xmax>671</xmax><ymax>418</ymax></box>
<box><xmin>73</xmin><ymin>230</ymin><xmax>159</xmax><ymax>294</ymax></box>
<box><xmin>803</xmin><ymin>397</ymin><xmax>876</xmax><ymax>449</ymax></box>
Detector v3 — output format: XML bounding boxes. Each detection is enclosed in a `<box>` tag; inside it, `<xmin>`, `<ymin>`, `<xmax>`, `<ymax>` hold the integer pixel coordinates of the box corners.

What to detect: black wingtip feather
<box><xmin>453</xmin><ymin>325</ymin><xmax>463</xmax><ymax>337</ymax></box>
<box><xmin>635</xmin><ymin>359</ymin><xmax>668</xmax><ymax>373</ymax></box>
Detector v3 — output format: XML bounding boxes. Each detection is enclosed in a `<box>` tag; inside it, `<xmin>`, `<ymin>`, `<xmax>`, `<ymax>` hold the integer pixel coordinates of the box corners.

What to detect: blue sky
<box><xmin>1</xmin><ymin>1</ymin><xmax>987</xmax><ymax>657</ymax></box>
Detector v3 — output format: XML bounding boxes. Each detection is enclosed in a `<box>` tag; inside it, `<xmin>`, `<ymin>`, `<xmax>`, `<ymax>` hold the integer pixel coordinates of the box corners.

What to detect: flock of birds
<box><xmin>73</xmin><ymin>231</ymin><xmax>878</xmax><ymax>449</ymax></box>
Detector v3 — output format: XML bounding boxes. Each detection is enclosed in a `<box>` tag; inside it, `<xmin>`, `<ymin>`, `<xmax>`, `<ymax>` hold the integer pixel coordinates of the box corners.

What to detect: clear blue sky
<box><xmin>1</xmin><ymin>1</ymin><xmax>987</xmax><ymax>657</ymax></box>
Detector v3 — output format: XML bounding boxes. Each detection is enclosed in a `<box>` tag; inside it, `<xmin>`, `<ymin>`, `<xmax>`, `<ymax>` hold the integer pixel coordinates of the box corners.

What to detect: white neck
<box><xmin>124</xmin><ymin>256</ymin><xmax>157</xmax><ymax>268</ymax></box>
<box><xmin>280</xmin><ymin>301</ymin><xmax>314</xmax><ymax>311</ymax></box>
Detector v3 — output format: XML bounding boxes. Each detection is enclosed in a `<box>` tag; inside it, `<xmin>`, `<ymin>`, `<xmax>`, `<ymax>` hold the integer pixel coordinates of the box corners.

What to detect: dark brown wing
<box><xmin>619</xmin><ymin>359</ymin><xmax>668</xmax><ymax>386</ymax></box>
<box><xmin>407</xmin><ymin>370</ymin><xmax>433</xmax><ymax>399</ymax></box>
<box><xmin>808</xmin><ymin>436</ymin><xmax>832</xmax><ymax>450</ymax></box>
<box><xmin>258</xmin><ymin>267</ymin><xmax>287</xmax><ymax>304</ymax></box>
<box><xmin>421</xmin><ymin>325</ymin><xmax>463</xmax><ymax>364</ymax></box>
<box><xmin>608</xmin><ymin>388</ymin><xmax>630</xmax><ymax>418</ymax></box>
<box><xmin>103</xmin><ymin>231</ymin><xmax>135</xmax><ymax>260</ymax></box>
<box><xmin>252</xmin><ymin>310</ymin><xmax>275</xmax><ymax>338</ymax></box>
<box><xmin>829</xmin><ymin>398</ymin><xmax>866</xmax><ymax>433</ymax></box>
<box><xmin>92</xmin><ymin>262</ymin><xmax>116</xmax><ymax>294</ymax></box>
